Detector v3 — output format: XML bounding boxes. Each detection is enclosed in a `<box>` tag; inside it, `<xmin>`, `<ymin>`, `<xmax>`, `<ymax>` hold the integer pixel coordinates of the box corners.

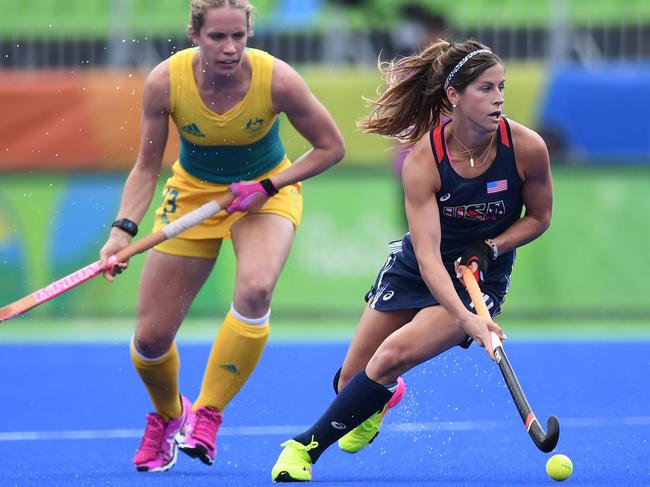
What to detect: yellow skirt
<box><xmin>152</xmin><ymin>157</ymin><xmax>302</xmax><ymax>258</ymax></box>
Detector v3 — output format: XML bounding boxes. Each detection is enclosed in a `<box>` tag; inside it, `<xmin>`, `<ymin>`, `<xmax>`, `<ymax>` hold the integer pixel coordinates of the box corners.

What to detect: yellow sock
<box><xmin>195</xmin><ymin>309</ymin><xmax>270</xmax><ymax>412</ymax></box>
<box><xmin>130</xmin><ymin>339</ymin><xmax>181</xmax><ymax>420</ymax></box>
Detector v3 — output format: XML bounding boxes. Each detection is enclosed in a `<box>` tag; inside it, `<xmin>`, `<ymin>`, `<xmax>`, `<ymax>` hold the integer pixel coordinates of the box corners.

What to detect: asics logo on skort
<box><xmin>439</xmin><ymin>193</ymin><xmax>451</xmax><ymax>202</ymax></box>
<box><xmin>330</xmin><ymin>421</ymin><xmax>347</xmax><ymax>430</ymax></box>
<box><xmin>382</xmin><ymin>290</ymin><xmax>395</xmax><ymax>301</ymax></box>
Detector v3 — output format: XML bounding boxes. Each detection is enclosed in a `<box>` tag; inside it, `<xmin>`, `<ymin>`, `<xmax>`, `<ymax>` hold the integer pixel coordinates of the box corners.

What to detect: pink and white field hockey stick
<box><xmin>0</xmin><ymin>193</ymin><xmax>235</xmax><ymax>324</ymax></box>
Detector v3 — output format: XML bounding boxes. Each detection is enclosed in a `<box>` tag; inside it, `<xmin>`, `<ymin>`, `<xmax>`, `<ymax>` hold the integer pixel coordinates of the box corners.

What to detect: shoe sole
<box><xmin>274</xmin><ymin>471</ymin><xmax>310</xmax><ymax>482</ymax></box>
<box><xmin>135</xmin><ymin>445</ymin><xmax>179</xmax><ymax>472</ymax></box>
<box><xmin>179</xmin><ymin>444</ymin><xmax>214</xmax><ymax>465</ymax></box>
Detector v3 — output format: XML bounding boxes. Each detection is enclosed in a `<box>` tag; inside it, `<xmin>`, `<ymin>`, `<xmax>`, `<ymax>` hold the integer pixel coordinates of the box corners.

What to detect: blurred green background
<box><xmin>3</xmin><ymin>0</ymin><xmax>650</xmax><ymax>36</ymax></box>
<box><xmin>0</xmin><ymin>0</ymin><xmax>648</xmax><ymax>341</ymax></box>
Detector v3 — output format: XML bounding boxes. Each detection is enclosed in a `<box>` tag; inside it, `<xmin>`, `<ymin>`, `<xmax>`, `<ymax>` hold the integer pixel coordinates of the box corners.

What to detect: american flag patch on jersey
<box><xmin>487</xmin><ymin>179</ymin><xmax>508</xmax><ymax>194</ymax></box>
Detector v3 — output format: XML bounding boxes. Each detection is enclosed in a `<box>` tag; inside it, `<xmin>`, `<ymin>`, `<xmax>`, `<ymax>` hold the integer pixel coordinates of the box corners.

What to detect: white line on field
<box><xmin>0</xmin><ymin>416</ymin><xmax>648</xmax><ymax>442</ymax></box>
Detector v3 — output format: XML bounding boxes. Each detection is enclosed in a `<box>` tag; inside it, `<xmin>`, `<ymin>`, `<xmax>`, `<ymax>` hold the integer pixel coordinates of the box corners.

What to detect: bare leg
<box><xmin>134</xmin><ymin>250</ymin><xmax>215</xmax><ymax>357</ymax></box>
<box><xmin>366</xmin><ymin>305</ymin><xmax>468</xmax><ymax>384</ymax></box>
<box><xmin>281</xmin><ymin>305</ymin><xmax>467</xmax><ymax>464</ymax></box>
<box><xmin>338</xmin><ymin>306</ymin><xmax>416</xmax><ymax>391</ymax></box>
<box><xmin>230</xmin><ymin>213</ymin><xmax>295</xmax><ymax>318</ymax></box>
<box><xmin>194</xmin><ymin>213</ymin><xmax>295</xmax><ymax>412</ymax></box>
<box><xmin>131</xmin><ymin>249</ymin><xmax>215</xmax><ymax>418</ymax></box>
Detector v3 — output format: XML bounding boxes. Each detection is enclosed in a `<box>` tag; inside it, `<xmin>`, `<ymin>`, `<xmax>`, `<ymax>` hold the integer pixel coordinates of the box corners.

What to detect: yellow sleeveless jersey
<box><xmin>168</xmin><ymin>47</ymin><xmax>285</xmax><ymax>183</ymax></box>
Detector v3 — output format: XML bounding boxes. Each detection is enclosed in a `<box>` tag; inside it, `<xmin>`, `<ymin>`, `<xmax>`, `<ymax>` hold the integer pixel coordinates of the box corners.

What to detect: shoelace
<box><xmin>138</xmin><ymin>413</ymin><xmax>166</xmax><ymax>454</ymax></box>
<box><xmin>193</xmin><ymin>408</ymin><xmax>221</xmax><ymax>442</ymax></box>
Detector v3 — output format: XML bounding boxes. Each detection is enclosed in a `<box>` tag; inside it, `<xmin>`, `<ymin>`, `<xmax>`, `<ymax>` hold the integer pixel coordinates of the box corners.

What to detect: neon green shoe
<box><xmin>272</xmin><ymin>438</ymin><xmax>318</xmax><ymax>482</ymax></box>
<box><xmin>338</xmin><ymin>376</ymin><xmax>406</xmax><ymax>453</ymax></box>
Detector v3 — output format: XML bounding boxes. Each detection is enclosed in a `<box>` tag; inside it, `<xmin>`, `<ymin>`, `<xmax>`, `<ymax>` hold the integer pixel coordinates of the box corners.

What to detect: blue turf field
<box><xmin>0</xmin><ymin>340</ymin><xmax>649</xmax><ymax>486</ymax></box>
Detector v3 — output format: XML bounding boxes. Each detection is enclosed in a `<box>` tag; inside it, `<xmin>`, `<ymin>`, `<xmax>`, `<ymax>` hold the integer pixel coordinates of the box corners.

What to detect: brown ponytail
<box><xmin>358</xmin><ymin>39</ymin><xmax>501</xmax><ymax>145</ymax></box>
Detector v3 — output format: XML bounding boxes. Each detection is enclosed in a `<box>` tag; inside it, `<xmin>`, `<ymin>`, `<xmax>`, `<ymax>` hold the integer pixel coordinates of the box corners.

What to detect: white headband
<box><xmin>443</xmin><ymin>49</ymin><xmax>491</xmax><ymax>92</ymax></box>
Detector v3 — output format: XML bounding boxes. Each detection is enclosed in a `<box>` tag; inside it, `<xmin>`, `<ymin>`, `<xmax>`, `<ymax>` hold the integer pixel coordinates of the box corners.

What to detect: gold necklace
<box><xmin>449</xmin><ymin>130</ymin><xmax>496</xmax><ymax>168</ymax></box>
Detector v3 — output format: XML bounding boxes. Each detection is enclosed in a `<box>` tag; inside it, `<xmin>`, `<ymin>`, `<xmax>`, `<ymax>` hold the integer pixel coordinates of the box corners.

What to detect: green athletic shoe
<box><xmin>338</xmin><ymin>376</ymin><xmax>406</xmax><ymax>453</ymax></box>
<box><xmin>272</xmin><ymin>438</ymin><xmax>318</xmax><ymax>482</ymax></box>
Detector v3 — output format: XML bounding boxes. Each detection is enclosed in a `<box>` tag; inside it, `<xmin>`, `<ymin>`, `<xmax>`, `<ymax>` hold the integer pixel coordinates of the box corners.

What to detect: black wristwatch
<box><xmin>111</xmin><ymin>218</ymin><xmax>138</xmax><ymax>237</ymax></box>
<box><xmin>260</xmin><ymin>178</ymin><xmax>279</xmax><ymax>196</ymax></box>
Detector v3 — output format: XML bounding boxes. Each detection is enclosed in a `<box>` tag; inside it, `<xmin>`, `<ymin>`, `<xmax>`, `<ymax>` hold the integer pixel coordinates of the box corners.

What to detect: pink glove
<box><xmin>226</xmin><ymin>181</ymin><xmax>267</xmax><ymax>214</ymax></box>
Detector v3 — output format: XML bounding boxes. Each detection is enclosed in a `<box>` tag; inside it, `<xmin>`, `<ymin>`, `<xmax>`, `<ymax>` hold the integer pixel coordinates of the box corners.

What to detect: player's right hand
<box><xmin>99</xmin><ymin>230</ymin><xmax>131</xmax><ymax>281</ymax></box>
<box><xmin>458</xmin><ymin>313</ymin><xmax>506</xmax><ymax>362</ymax></box>
<box><xmin>226</xmin><ymin>180</ymin><xmax>269</xmax><ymax>214</ymax></box>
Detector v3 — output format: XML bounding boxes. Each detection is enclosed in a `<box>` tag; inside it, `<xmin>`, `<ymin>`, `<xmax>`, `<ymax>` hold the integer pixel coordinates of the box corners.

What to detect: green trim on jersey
<box><xmin>178</xmin><ymin>119</ymin><xmax>286</xmax><ymax>183</ymax></box>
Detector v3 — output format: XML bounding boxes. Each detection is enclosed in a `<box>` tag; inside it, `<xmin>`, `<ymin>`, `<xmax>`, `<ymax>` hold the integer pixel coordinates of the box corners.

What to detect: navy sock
<box><xmin>294</xmin><ymin>370</ymin><xmax>393</xmax><ymax>463</ymax></box>
<box><xmin>333</xmin><ymin>366</ymin><xmax>397</xmax><ymax>394</ymax></box>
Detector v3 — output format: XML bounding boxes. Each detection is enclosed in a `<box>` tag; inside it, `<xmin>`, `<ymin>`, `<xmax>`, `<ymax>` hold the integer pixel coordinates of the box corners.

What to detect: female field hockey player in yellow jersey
<box><xmin>98</xmin><ymin>0</ymin><xmax>345</xmax><ymax>473</ymax></box>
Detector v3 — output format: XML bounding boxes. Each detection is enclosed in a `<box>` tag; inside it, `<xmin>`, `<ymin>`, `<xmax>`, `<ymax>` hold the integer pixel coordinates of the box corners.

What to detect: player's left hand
<box><xmin>455</xmin><ymin>240</ymin><xmax>493</xmax><ymax>283</ymax></box>
<box><xmin>226</xmin><ymin>181</ymin><xmax>270</xmax><ymax>214</ymax></box>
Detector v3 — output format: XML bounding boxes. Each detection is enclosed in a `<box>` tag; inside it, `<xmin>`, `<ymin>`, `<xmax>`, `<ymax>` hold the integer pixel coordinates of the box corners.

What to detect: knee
<box><xmin>236</xmin><ymin>277</ymin><xmax>274</xmax><ymax>309</ymax></box>
<box><xmin>367</xmin><ymin>345</ymin><xmax>410</xmax><ymax>380</ymax></box>
<box><xmin>133</xmin><ymin>327</ymin><xmax>175</xmax><ymax>359</ymax></box>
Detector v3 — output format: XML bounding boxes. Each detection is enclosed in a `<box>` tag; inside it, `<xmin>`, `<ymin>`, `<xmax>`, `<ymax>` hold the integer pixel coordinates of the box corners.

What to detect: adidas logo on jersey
<box><xmin>182</xmin><ymin>123</ymin><xmax>206</xmax><ymax>138</ymax></box>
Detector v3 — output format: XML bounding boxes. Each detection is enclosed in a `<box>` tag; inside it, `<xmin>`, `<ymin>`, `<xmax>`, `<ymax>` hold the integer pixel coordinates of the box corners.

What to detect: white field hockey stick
<box><xmin>462</xmin><ymin>268</ymin><xmax>560</xmax><ymax>453</ymax></box>
<box><xmin>0</xmin><ymin>193</ymin><xmax>235</xmax><ymax>324</ymax></box>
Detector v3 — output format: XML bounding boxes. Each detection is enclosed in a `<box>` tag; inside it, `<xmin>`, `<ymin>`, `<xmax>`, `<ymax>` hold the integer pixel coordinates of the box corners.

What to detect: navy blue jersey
<box><xmin>431</xmin><ymin>117</ymin><xmax>523</xmax><ymax>263</ymax></box>
<box><xmin>368</xmin><ymin>118</ymin><xmax>523</xmax><ymax>319</ymax></box>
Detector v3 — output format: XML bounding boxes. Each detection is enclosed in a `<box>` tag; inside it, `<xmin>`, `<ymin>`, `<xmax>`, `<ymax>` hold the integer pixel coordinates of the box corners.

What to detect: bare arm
<box><xmin>99</xmin><ymin>61</ymin><xmax>171</xmax><ymax>278</ymax></box>
<box><xmin>491</xmin><ymin>123</ymin><xmax>553</xmax><ymax>255</ymax></box>
<box><xmin>404</xmin><ymin>138</ymin><xmax>470</xmax><ymax>321</ymax></box>
<box><xmin>113</xmin><ymin>62</ymin><xmax>171</xmax><ymax>226</ymax></box>
<box><xmin>403</xmin><ymin>137</ymin><xmax>505</xmax><ymax>359</ymax></box>
<box><xmin>268</xmin><ymin>59</ymin><xmax>345</xmax><ymax>188</ymax></box>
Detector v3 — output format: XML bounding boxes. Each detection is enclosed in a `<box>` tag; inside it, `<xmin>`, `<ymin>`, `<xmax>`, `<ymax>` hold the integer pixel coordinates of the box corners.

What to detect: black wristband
<box><xmin>259</xmin><ymin>178</ymin><xmax>279</xmax><ymax>196</ymax></box>
<box><xmin>111</xmin><ymin>218</ymin><xmax>138</xmax><ymax>237</ymax></box>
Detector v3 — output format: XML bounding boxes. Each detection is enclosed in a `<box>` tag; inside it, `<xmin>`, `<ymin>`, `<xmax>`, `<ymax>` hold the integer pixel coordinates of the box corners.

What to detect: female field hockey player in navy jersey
<box><xmin>272</xmin><ymin>39</ymin><xmax>553</xmax><ymax>482</ymax></box>
<box><xmin>98</xmin><ymin>0</ymin><xmax>344</xmax><ymax>474</ymax></box>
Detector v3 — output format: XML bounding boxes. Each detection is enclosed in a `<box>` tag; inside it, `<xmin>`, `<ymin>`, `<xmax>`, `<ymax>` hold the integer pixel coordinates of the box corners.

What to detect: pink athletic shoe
<box><xmin>178</xmin><ymin>406</ymin><xmax>223</xmax><ymax>465</ymax></box>
<box><xmin>132</xmin><ymin>395</ymin><xmax>191</xmax><ymax>472</ymax></box>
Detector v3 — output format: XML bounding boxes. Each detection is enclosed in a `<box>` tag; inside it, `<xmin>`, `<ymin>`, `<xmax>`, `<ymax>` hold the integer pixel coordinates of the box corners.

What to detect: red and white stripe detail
<box><xmin>525</xmin><ymin>413</ymin><xmax>538</xmax><ymax>432</ymax></box>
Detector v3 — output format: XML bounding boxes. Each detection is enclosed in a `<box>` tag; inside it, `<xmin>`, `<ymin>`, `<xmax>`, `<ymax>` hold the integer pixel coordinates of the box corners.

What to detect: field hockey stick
<box><xmin>462</xmin><ymin>268</ymin><xmax>560</xmax><ymax>453</ymax></box>
<box><xmin>0</xmin><ymin>193</ymin><xmax>235</xmax><ymax>324</ymax></box>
